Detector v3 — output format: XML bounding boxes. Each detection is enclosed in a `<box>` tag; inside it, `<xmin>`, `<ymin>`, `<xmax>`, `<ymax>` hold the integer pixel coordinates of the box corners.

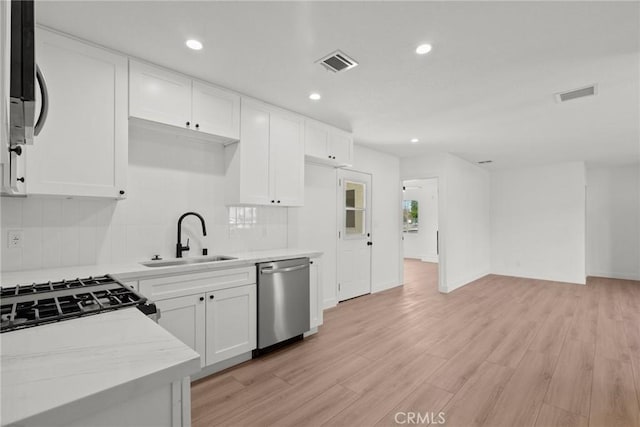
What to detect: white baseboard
<box><xmin>373</xmin><ymin>280</ymin><xmax>402</xmax><ymax>293</ymax></box>
<box><xmin>445</xmin><ymin>270</ymin><xmax>490</xmax><ymax>293</ymax></box>
<box><xmin>588</xmin><ymin>271</ymin><xmax>640</xmax><ymax>281</ymax></box>
<box><xmin>491</xmin><ymin>269</ymin><xmax>587</xmax><ymax>285</ymax></box>
<box><xmin>323</xmin><ymin>298</ymin><xmax>337</xmax><ymax>310</ymax></box>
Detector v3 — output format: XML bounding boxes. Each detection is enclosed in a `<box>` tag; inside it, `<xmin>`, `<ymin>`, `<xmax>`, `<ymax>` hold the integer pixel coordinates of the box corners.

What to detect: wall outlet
<box><xmin>7</xmin><ymin>230</ymin><xmax>23</xmax><ymax>249</ymax></box>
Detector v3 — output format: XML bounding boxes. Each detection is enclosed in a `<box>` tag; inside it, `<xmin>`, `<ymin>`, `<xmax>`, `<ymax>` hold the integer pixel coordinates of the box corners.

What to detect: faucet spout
<box><xmin>176</xmin><ymin>212</ymin><xmax>207</xmax><ymax>258</ymax></box>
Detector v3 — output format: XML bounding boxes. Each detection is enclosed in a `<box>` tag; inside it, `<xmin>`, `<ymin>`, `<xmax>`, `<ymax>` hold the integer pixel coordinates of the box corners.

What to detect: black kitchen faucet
<box><xmin>176</xmin><ymin>212</ymin><xmax>207</xmax><ymax>258</ymax></box>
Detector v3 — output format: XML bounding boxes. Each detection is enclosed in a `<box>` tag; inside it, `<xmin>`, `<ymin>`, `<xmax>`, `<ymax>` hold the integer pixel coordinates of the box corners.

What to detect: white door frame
<box><xmin>402</xmin><ymin>175</ymin><xmax>447</xmax><ymax>293</ymax></box>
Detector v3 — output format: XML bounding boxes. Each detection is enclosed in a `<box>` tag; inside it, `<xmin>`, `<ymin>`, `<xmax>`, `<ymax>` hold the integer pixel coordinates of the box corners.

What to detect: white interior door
<box><xmin>337</xmin><ymin>170</ymin><xmax>372</xmax><ymax>301</ymax></box>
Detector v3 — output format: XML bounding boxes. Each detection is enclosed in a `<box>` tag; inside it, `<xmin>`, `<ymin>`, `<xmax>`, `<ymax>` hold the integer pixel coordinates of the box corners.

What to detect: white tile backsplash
<box><xmin>0</xmin><ymin>126</ymin><xmax>289</xmax><ymax>272</ymax></box>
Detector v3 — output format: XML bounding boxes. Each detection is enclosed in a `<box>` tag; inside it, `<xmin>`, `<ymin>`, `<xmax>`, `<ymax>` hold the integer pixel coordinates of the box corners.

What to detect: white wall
<box><xmin>289</xmin><ymin>145</ymin><xmax>402</xmax><ymax>307</ymax></box>
<box><xmin>402</xmin><ymin>179</ymin><xmax>438</xmax><ymax>262</ymax></box>
<box><xmin>351</xmin><ymin>145</ymin><xmax>403</xmax><ymax>293</ymax></box>
<box><xmin>442</xmin><ymin>155</ymin><xmax>491</xmax><ymax>291</ymax></box>
<box><xmin>401</xmin><ymin>152</ymin><xmax>491</xmax><ymax>293</ymax></box>
<box><xmin>586</xmin><ymin>164</ymin><xmax>640</xmax><ymax>280</ymax></box>
<box><xmin>287</xmin><ymin>164</ymin><xmax>338</xmax><ymax>308</ymax></box>
<box><xmin>491</xmin><ymin>162</ymin><xmax>586</xmax><ymax>284</ymax></box>
<box><xmin>1</xmin><ymin>125</ymin><xmax>288</xmax><ymax>271</ymax></box>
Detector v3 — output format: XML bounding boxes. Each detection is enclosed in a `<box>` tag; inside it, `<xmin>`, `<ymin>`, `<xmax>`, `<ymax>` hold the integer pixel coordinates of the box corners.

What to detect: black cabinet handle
<box><xmin>328</xmin><ymin>155</ymin><xmax>332</xmax><ymax>159</ymax></box>
<box><xmin>332</xmin><ymin>156</ymin><xmax>336</xmax><ymax>159</ymax></box>
<box><xmin>186</xmin><ymin>121</ymin><xmax>190</xmax><ymax>127</ymax></box>
<box><xmin>209</xmin><ymin>295</ymin><xmax>214</xmax><ymax>300</ymax></box>
<box><xmin>367</xmin><ymin>241</ymin><xmax>373</xmax><ymax>246</ymax></box>
<box><xmin>199</xmin><ymin>296</ymin><xmax>204</xmax><ymax>301</ymax></box>
<box><xmin>277</xmin><ymin>200</ymin><xmax>281</xmax><ymax>204</ymax></box>
<box><xmin>9</xmin><ymin>146</ymin><xmax>22</xmax><ymax>156</ymax></box>
<box><xmin>17</xmin><ymin>177</ymin><xmax>25</xmax><ymax>183</ymax></box>
<box><xmin>119</xmin><ymin>190</ymin><xmax>125</xmax><ymax>195</ymax></box>
<box><xmin>195</xmin><ymin>124</ymin><xmax>200</xmax><ymax>129</ymax></box>
<box><xmin>271</xmin><ymin>200</ymin><xmax>275</xmax><ymax>203</ymax></box>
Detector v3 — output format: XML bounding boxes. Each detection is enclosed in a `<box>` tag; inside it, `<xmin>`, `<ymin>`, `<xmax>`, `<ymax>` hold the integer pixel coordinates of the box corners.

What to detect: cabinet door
<box><xmin>269</xmin><ymin>112</ymin><xmax>304</xmax><ymax>206</ymax></box>
<box><xmin>309</xmin><ymin>258</ymin><xmax>322</xmax><ymax>329</ymax></box>
<box><xmin>205</xmin><ymin>284</ymin><xmax>256</xmax><ymax>366</ymax></box>
<box><xmin>238</xmin><ymin>100</ymin><xmax>271</xmax><ymax>204</ymax></box>
<box><xmin>192</xmin><ymin>81</ymin><xmax>240</xmax><ymax>140</ymax></box>
<box><xmin>304</xmin><ymin>121</ymin><xmax>329</xmax><ymax>159</ymax></box>
<box><xmin>156</xmin><ymin>294</ymin><xmax>206</xmax><ymax>368</ymax></box>
<box><xmin>329</xmin><ymin>130</ymin><xmax>354</xmax><ymax>166</ymax></box>
<box><xmin>26</xmin><ymin>29</ymin><xmax>127</xmax><ymax>198</ymax></box>
<box><xmin>129</xmin><ymin>60</ymin><xmax>191</xmax><ymax>130</ymax></box>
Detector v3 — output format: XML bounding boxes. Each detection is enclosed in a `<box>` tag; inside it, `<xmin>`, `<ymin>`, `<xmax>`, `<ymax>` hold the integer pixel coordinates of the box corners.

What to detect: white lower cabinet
<box><xmin>140</xmin><ymin>266</ymin><xmax>257</xmax><ymax>370</ymax></box>
<box><xmin>205</xmin><ymin>285</ymin><xmax>257</xmax><ymax>365</ymax></box>
<box><xmin>309</xmin><ymin>258</ymin><xmax>323</xmax><ymax>329</ymax></box>
<box><xmin>156</xmin><ymin>294</ymin><xmax>207</xmax><ymax>368</ymax></box>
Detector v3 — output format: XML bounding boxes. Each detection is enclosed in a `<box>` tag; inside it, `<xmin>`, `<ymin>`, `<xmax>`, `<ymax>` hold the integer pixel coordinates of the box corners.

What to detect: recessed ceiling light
<box><xmin>415</xmin><ymin>44</ymin><xmax>432</xmax><ymax>55</ymax></box>
<box><xmin>186</xmin><ymin>39</ymin><xmax>203</xmax><ymax>50</ymax></box>
<box><xmin>309</xmin><ymin>93</ymin><xmax>321</xmax><ymax>101</ymax></box>
<box><xmin>410</xmin><ymin>138</ymin><xmax>419</xmax><ymax>143</ymax></box>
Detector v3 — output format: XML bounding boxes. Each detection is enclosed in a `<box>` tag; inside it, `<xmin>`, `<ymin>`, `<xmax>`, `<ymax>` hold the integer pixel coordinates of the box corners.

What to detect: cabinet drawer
<box><xmin>139</xmin><ymin>266</ymin><xmax>256</xmax><ymax>301</ymax></box>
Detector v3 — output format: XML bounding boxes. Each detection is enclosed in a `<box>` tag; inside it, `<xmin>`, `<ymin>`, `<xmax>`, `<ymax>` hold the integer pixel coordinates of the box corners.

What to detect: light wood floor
<box><xmin>192</xmin><ymin>260</ymin><xmax>640</xmax><ymax>427</ymax></box>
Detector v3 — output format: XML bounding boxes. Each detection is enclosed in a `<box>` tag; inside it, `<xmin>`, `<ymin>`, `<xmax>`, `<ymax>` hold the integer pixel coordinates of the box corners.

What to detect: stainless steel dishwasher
<box><xmin>256</xmin><ymin>258</ymin><xmax>310</xmax><ymax>352</ymax></box>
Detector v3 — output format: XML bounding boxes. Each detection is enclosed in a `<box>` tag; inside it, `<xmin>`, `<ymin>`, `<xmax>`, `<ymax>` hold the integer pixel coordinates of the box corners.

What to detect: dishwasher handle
<box><xmin>260</xmin><ymin>264</ymin><xmax>308</xmax><ymax>274</ymax></box>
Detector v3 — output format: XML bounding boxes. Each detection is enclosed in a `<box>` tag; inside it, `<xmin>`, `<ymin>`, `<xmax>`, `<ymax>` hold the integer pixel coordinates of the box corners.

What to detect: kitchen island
<box><xmin>1</xmin><ymin>308</ymin><xmax>200</xmax><ymax>427</ymax></box>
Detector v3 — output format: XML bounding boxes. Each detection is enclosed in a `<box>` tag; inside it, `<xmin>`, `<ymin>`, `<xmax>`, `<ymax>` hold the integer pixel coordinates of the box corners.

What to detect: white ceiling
<box><xmin>36</xmin><ymin>1</ymin><xmax>640</xmax><ymax>168</ymax></box>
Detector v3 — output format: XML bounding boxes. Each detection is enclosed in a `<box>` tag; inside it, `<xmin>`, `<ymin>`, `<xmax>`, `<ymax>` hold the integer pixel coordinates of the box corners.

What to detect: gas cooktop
<box><xmin>1</xmin><ymin>275</ymin><xmax>156</xmax><ymax>333</ymax></box>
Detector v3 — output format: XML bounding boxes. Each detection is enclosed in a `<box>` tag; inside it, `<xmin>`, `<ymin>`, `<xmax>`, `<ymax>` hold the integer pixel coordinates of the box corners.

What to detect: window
<box><xmin>403</xmin><ymin>200</ymin><xmax>419</xmax><ymax>232</ymax></box>
<box><xmin>344</xmin><ymin>181</ymin><xmax>366</xmax><ymax>235</ymax></box>
<box><xmin>228</xmin><ymin>207</ymin><xmax>258</xmax><ymax>228</ymax></box>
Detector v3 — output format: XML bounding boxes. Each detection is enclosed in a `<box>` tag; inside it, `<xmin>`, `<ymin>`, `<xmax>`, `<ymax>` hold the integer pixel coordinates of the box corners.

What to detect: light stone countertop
<box><xmin>0</xmin><ymin>248</ymin><xmax>322</xmax><ymax>425</ymax></box>
<box><xmin>0</xmin><ymin>248</ymin><xmax>322</xmax><ymax>286</ymax></box>
<box><xmin>0</xmin><ymin>308</ymin><xmax>201</xmax><ymax>426</ymax></box>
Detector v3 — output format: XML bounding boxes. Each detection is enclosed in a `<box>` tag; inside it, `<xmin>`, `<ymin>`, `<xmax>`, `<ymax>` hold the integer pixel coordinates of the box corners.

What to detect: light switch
<box><xmin>7</xmin><ymin>230</ymin><xmax>23</xmax><ymax>248</ymax></box>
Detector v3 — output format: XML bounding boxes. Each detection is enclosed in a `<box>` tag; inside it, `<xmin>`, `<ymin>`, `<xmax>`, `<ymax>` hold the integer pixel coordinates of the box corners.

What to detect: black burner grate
<box><xmin>1</xmin><ymin>275</ymin><xmax>149</xmax><ymax>332</ymax></box>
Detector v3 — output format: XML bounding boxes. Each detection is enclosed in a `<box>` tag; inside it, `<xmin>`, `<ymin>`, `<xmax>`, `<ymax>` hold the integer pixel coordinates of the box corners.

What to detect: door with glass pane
<box><xmin>337</xmin><ymin>170</ymin><xmax>372</xmax><ymax>301</ymax></box>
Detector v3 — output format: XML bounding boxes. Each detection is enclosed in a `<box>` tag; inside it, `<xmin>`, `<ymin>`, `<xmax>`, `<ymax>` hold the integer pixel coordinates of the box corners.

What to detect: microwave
<box><xmin>8</xmin><ymin>0</ymin><xmax>47</xmax><ymax>146</ymax></box>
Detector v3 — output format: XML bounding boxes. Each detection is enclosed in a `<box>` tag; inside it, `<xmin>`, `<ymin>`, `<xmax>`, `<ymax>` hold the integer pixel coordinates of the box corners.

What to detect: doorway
<box><xmin>337</xmin><ymin>169</ymin><xmax>372</xmax><ymax>301</ymax></box>
<box><xmin>402</xmin><ymin>178</ymin><xmax>439</xmax><ymax>285</ymax></box>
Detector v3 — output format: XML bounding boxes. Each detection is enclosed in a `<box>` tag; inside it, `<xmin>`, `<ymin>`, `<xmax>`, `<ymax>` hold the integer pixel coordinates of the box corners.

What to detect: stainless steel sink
<box><xmin>141</xmin><ymin>255</ymin><xmax>237</xmax><ymax>268</ymax></box>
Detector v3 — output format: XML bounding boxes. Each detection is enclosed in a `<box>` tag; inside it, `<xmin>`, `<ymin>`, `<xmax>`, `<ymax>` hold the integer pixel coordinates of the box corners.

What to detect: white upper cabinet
<box><xmin>25</xmin><ymin>28</ymin><xmax>128</xmax><ymax>199</ymax></box>
<box><xmin>192</xmin><ymin>81</ymin><xmax>240</xmax><ymax>140</ymax></box>
<box><xmin>329</xmin><ymin>129</ymin><xmax>354</xmax><ymax>166</ymax></box>
<box><xmin>269</xmin><ymin>112</ymin><xmax>305</xmax><ymax>206</ymax></box>
<box><xmin>235</xmin><ymin>100</ymin><xmax>271</xmax><ymax>205</ymax></box>
<box><xmin>129</xmin><ymin>61</ymin><xmax>240</xmax><ymax>142</ymax></box>
<box><xmin>226</xmin><ymin>98</ymin><xmax>304</xmax><ymax>207</ymax></box>
<box><xmin>304</xmin><ymin>119</ymin><xmax>353</xmax><ymax>167</ymax></box>
<box><xmin>129</xmin><ymin>60</ymin><xmax>191</xmax><ymax>129</ymax></box>
<box><xmin>304</xmin><ymin>121</ymin><xmax>330</xmax><ymax>160</ymax></box>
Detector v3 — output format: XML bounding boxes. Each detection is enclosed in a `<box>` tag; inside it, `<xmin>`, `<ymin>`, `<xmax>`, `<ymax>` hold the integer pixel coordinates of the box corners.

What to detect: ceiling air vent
<box><xmin>555</xmin><ymin>84</ymin><xmax>597</xmax><ymax>103</ymax></box>
<box><xmin>316</xmin><ymin>50</ymin><xmax>359</xmax><ymax>73</ymax></box>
